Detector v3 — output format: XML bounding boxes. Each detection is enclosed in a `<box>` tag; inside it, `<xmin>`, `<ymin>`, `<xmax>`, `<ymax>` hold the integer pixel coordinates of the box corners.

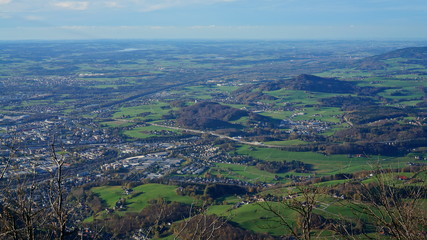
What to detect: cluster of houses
<box><xmin>1</xmin><ymin>116</ymin><xmax>118</xmax><ymax>147</ymax></box>
<box><xmin>176</xmin><ymin>163</ymin><xmax>209</xmax><ymax>175</ymax></box>
<box><xmin>0</xmin><ymin>115</ymin><xmax>125</xmax><ymax>178</ymax></box>
<box><xmin>280</xmin><ymin>118</ymin><xmax>333</xmax><ymax>135</ymax></box>
<box><xmin>101</xmin><ymin>152</ymin><xmax>184</xmax><ymax>179</ymax></box>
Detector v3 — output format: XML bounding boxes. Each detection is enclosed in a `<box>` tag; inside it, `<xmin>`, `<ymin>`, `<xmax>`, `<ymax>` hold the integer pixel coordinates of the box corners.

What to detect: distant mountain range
<box><xmin>355</xmin><ymin>46</ymin><xmax>427</xmax><ymax>70</ymax></box>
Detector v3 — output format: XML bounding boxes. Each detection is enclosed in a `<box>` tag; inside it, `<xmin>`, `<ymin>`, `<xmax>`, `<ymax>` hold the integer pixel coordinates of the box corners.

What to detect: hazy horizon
<box><xmin>1</xmin><ymin>0</ymin><xmax>427</xmax><ymax>41</ymax></box>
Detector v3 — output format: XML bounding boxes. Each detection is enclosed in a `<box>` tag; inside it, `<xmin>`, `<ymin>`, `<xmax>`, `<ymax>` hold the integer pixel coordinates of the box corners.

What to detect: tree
<box><xmin>172</xmin><ymin>201</ymin><xmax>229</xmax><ymax>240</ymax></box>
<box><xmin>0</xmin><ymin>140</ymin><xmax>46</xmax><ymax>240</ymax></box>
<box><xmin>0</xmin><ymin>141</ymin><xmax>75</xmax><ymax>240</ymax></box>
<box><xmin>48</xmin><ymin>143</ymin><xmax>71</xmax><ymax>240</ymax></box>
<box><xmin>0</xmin><ymin>171</ymin><xmax>45</xmax><ymax>240</ymax></box>
<box><xmin>258</xmin><ymin>185</ymin><xmax>322</xmax><ymax>240</ymax></box>
<box><xmin>348</xmin><ymin>168</ymin><xmax>427</xmax><ymax>240</ymax></box>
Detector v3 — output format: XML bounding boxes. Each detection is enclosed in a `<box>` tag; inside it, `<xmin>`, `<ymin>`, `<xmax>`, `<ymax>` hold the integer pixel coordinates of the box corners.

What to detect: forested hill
<box><xmin>285</xmin><ymin>74</ymin><xmax>356</xmax><ymax>93</ymax></box>
<box><xmin>176</xmin><ymin>102</ymin><xmax>277</xmax><ymax>130</ymax></box>
<box><xmin>176</xmin><ymin>102</ymin><xmax>247</xmax><ymax>130</ymax></box>
<box><xmin>257</xmin><ymin>74</ymin><xmax>356</xmax><ymax>93</ymax></box>
<box><xmin>356</xmin><ymin>46</ymin><xmax>427</xmax><ymax>70</ymax></box>
<box><xmin>371</xmin><ymin>46</ymin><xmax>427</xmax><ymax>59</ymax></box>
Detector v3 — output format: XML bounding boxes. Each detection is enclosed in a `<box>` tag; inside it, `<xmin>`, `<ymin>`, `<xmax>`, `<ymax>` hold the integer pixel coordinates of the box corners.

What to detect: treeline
<box><xmin>176</xmin><ymin>183</ymin><xmax>251</xmax><ymax>200</ymax></box>
<box><xmin>255</xmin><ymin>160</ymin><xmax>312</xmax><ymax>173</ymax></box>
<box><xmin>323</xmin><ymin>142</ymin><xmax>401</xmax><ymax>155</ymax></box>
<box><xmin>238</xmin><ymin>140</ymin><xmax>423</xmax><ymax>156</ymax></box>
<box><xmin>319</xmin><ymin>95</ymin><xmax>377</xmax><ymax>110</ymax></box>
<box><xmin>333</xmin><ymin>122</ymin><xmax>426</xmax><ymax>143</ymax></box>
<box><xmin>344</xmin><ymin>106</ymin><xmax>410</xmax><ymax>125</ymax></box>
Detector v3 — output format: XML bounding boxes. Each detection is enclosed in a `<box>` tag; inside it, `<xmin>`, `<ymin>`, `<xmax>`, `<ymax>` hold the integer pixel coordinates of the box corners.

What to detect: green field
<box><xmin>126</xmin><ymin>184</ymin><xmax>195</xmax><ymax>211</ymax></box>
<box><xmin>207</xmin><ymin>202</ymin><xmax>295</xmax><ymax>236</ymax></box>
<box><xmin>313</xmin><ymin>179</ymin><xmax>351</xmax><ymax>187</ymax></box>
<box><xmin>91</xmin><ymin>185</ymin><xmax>124</xmax><ymax>208</ymax></box>
<box><xmin>172</xmin><ymin>84</ymin><xmax>242</xmax><ymax>101</ymax></box>
<box><xmin>360</xmin><ymin>171</ymin><xmax>427</xmax><ymax>187</ymax></box>
<box><xmin>206</xmin><ymin>194</ymin><xmax>361</xmax><ymax>237</ymax></box>
<box><xmin>91</xmin><ymin>183</ymin><xmax>195</xmax><ymax>214</ymax></box>
<box><xmin>207</xmin><ymin>163</ymin><xmax>292</xmax><ymax>183</ymax></box>
<box><xmin>124</xmin><ymin>125</ymin><xmax>181</xmax><ymax>139</ymax></box>
<box><xmin>101</xmin><ymin>120</ymin><xmax>134</xmax><ymax>127</ymax></box>
<box><xmin>236</xmin><ymin>145</ymin><xmax>415</xmax><ymax>175</ymax></box>
<box><xmin>266</xmin><ymin>89</ymin><xmax>319</xmax><ymax>106</ymax></box>
<box><xmin>112</xmin><ymin>101</ymin><xmax>172</xmax><ymax>121</ymax></box>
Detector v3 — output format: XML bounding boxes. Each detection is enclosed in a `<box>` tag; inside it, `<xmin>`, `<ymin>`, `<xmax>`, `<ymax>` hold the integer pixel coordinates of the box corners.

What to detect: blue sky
<box><xmin>1</xmin><ymin>0</ymin><xmax>427</xmax><ymax>40</ymax></box>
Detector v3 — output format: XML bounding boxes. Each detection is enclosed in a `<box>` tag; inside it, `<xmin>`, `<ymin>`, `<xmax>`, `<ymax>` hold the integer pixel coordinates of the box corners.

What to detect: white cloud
<box><xmin>104</xmin><ymin>1</ymin><xmax>122</xmax><ymax>8</ymax></box>
<box><xmin>54</xmin><ymin>1</ymin><xmax>89</xmax><ymax>10</ymax></box>
<box><xmin>136</xmin><ymin>0</ymin><xmax>238</xmax><ymax>12</ymax></box>
<box><xmin>140</xmin><ymin>3</ymin><xmax>173</xmax><ymax>12</ymax></box>
<box><xmin>189</xmin><ymin>25</ymin><xmax>217</xmax><ymax>29</ymax></box>
<box><xmin>0</xmin><ymin>0</ymin><xmax>12</xmax><ymax>5</ymax></box>
<box><xmin>0</xmin><ymin>0</ymin><xmax>237</xmax><ymax>13</ymax></box>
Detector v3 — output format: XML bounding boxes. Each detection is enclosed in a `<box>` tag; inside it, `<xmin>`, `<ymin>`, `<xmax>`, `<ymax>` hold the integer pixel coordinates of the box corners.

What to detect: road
<box><xmin>149</xmin><ymin>123</ymin><xmax>283</xmax><ymax>148</ymax></box>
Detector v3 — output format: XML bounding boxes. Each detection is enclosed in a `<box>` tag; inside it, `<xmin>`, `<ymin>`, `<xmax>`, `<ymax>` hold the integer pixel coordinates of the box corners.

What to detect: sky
<box><xmin>1</xmin><ymin>0</ymin><xmax>427</xmax><ymax>40</ymax></box>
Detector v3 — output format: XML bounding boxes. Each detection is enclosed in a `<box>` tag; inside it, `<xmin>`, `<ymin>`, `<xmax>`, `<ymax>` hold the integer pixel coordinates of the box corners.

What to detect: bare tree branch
<box><xmin>348</xmin><ymin>167</ymin><xmax>427</xmax><ymax>240</ymax></box>
<box><xmin>257</xmin><ymin>185</ymin><xmax>321</xmax><ymax>240</ymax></box>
